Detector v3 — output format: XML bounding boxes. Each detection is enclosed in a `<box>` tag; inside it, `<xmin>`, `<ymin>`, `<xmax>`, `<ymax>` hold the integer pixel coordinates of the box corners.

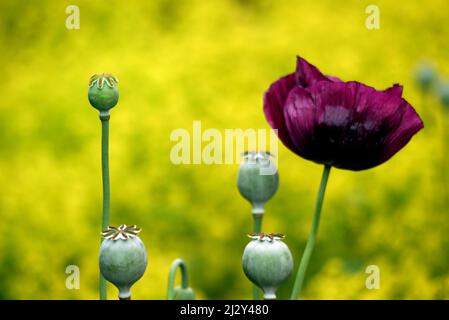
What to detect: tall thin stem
<box><xmin>99</xmin><ymin>111</ymin><xmax>111</xmax><ymax>300</ymax></box>
<box><xmin>441</xmin><ymin>109</ymin><xmax>448</xmax><ymax>209</ymax></box>
<box><xmin>252</xmin><ymin>214</ymin><xmax>263</xmax><ymax>300</ymax></box>
<box><xmin>253</xmin><ymin>215</ymin><xmax>262</xmax><ymax>233</ymax></box>
<box><xmin>167</xmin><ymin>259</ymin><xmax>189</xmax><ymax>300</ymax></box>
<box><xmin>290</xmin><ymin>164</ymin><xmax>331</xmax><ymax>300</ymax></box>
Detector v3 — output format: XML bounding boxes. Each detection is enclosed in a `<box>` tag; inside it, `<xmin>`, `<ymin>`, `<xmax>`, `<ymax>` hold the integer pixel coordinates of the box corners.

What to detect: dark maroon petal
<box><xmin>264</xmin><ymin>56</ymin><xmax>424</xmax><ymax>171</ymax></box>
<box><xmin>285</xmin><ymin>81</ymin><xmax>423</xmax><ymax>170</ymax></box>
<box><xmin>305</xmin><ymin>81</ymin><xmax>382</xmax><ymax>169</ymax></box>
<box><xmin>352</xmin><ymin>82</ymin><xmax>403</xmax><ymax>128</ymax></box>
<box><xmin>295</xmin><ymin>55</ymin><xmax>341</xmax><ymax>88</ymax></box>
<box><xmin>283</xmin><ymin>86</ymin><xmax>317</xmax><ymax>158</ymax></box>
<box><xmin>311</xmin><ymin>81</ymin><xmax>359</xmax><ymax>124</ymax></box>
<box><xmin>325</xmin><ymin>75</ymin><xmax>343</xmax><ymax>82</ymax></box>
<box><xmin>380</xmin><ymin>99</ymin><xmax>424</xmax><ymax>163</ymax></box>
<box><xmin>383</xmin><ymin>83</ymin><xmax>403</xmax><ymax>97</ymax></box>
<box><xmin>263</xmin><ymin>73</ymin><xmax>297</xmax><ymax>151</ymax></box>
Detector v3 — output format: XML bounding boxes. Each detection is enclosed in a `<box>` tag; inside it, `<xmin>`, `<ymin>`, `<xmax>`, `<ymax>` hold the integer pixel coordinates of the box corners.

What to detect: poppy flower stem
<box><xmin>252</xmin><ymin>214</ymin><xmax>263</xmax><ymax>300</ymax></box>
<box><xmin>290</xmin><ymin>164</ymin><xmax>331</xmax><ymax>300</ymax></box>
<box><xmin>441</xmin><ymin>112</ymin><xmax>449</xmax><ymax>208</ymax></box>
<box><xmin>99</xmin><ymin>111</ymin><xmax>111</xmax><ymax>300</ymax></box>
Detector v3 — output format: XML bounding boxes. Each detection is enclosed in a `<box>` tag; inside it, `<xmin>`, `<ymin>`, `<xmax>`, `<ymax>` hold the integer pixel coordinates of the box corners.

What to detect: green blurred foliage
<box><xmin>0</xmin><ymin>0</ymin><xmax>449</xmax><ymax>299</ymax></box>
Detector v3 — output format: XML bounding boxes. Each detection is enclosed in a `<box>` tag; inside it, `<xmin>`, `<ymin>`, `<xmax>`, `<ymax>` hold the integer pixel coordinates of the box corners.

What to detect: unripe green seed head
<box><xmin>415</xmin><ymin>64</ymin><xmax>437</xmax><ymax>92</ymax></box>
<box><xmin>99</xmin><ymin>225</ymin><xmax>147</xmax><ymax>299</ymax></box>
<box><xmin>242</xmin><ymin>234</ymin><xmax>293</xmax><ymax>299</ymax></box>
<box><xmin>237</xmin><ymin>152</ymin><xmax>279</xmax><ymax>214</ymax></box>
<box><xmin>88</xmin><ymin>73</ymin><xmax>119</xmax><ymax>112</ymax></box>
<box><xmin>173</xmin><ymin>286</ymin><xmax>196</xmax><ymax>300</ymax></box>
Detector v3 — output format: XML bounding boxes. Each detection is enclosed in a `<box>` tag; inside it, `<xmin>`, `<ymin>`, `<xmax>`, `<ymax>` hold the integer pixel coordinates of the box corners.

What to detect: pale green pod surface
<box><xmin>99</xmin><ymin>227</ymin><xmax>147</xmax><ymax>299</ymax></box>
<box><xmin>88</xmin><ymin>73</ymin><xmax>119</xmax><ymax>112</ymax></box>
<box><xmin>415</xmin><ymin>64</ymin><xmax>437</xmax><ymax>92</ymax></box>
<box><xmin>242</xmin><ymin>236</ymin><xmax>293</xmax><ymax>299</ymax></box>
<box><xmin>237</xmin><ymin>152</ymin><xmax>279</xmax><ymax>214</ymax></box>
<box><xmin>173</xmin><ymin>286</ymin><xmax>196</xmax><ymax>300</ymax></box>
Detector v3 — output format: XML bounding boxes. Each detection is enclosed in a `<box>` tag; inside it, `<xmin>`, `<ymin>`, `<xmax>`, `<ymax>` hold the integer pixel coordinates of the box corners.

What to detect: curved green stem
<box><xmin>99</xmin><ymin>111</ymin><xmax>111</xmax><ymax>300</ymax></box>
<box><xmin>167</xmin><ymin>259</ymin><xmax>189</xmax><ymax>300</ymax></box>
<box><xmin>290</xmin><ymin>164</ymin><xmax>331</xmax><ymax>300</ymax></box>
<box><xmin>252</xmin><ymin>214</ymin><xmax>263</xmax><ymax>300</ymax></box>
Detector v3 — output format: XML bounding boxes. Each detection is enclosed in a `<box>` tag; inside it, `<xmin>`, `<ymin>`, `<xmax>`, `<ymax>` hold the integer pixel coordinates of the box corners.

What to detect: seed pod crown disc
<box><xmin>101</xmin><ymin>224</ymin><xmax>141</xmax><ymax>240</ymax></box>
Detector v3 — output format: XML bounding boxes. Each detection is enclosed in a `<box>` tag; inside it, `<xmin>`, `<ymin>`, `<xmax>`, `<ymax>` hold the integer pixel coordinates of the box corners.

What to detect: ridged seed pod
<box><xmin>99</xmin><ymin>225</ymin><xmax>148</xmax><ymax>299</ymax></box>
<box><xmin>88</xmin><ymin>73</ymin><xmax>119</xmax><ymax>112</ymax></box>
<box><xmin>242</xmin><ymin>233</ymin><xmax>293</xmax><ymax>299</ymax></box>
<box><xmin>237</xmin><ymin>152</ymin><xmax>279</xmax><ymax>214</ymax></box>
<box><xmin>415</xmin><ymin>63</ymin><xmax>437</xmax><ymax>93</ymax></box>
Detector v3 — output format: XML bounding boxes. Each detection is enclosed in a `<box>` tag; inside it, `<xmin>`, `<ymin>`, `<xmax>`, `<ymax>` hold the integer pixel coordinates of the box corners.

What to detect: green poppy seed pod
<box><xmin>242</xmin><ymin>233</ymin><xmax>293</xmax><ymax>299</ymax></box>
<box><xmin>88</xmin><ymin>73</ymin><xmax>119</xmax><ymax>112</ymax></box>
<box><xmin>415</xmin><ymin>63</ymin><xmax>437</xmax><ymax>92</ymax></box>
<box><xmin>173</xmin><ymin>286</ymin><xmax>196</xmax><ymax>300</ymax></box>
<box><xmin>99</xmin><ymin>225</ymin><xmax>148</xmax><ymax>300</ymax></box>
<box><xmin>438</xmin><ymin>81</ymin><xmax>449</xmax><ymax>108</ymax></box>
<box><xmin>237</xmin><ymin>152</ymin><xmax>279</xmax><ymax>215</ymax></box>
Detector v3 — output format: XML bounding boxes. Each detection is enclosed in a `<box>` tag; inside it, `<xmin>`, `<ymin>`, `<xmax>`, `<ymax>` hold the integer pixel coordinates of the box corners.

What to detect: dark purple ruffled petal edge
<box><xmin>263</xmin><ymin>73</ymin><xmax>297</xmax><ymax>151</ymax></box>
<box><xmin>380</xmin><ymin>98</ymin><xmax>424</xmax><ymax>164</ymax></box>
<box><xmin>295</xmin><ymin>55</ymin><xmax>341</xmax><ymax>88</ymax></box>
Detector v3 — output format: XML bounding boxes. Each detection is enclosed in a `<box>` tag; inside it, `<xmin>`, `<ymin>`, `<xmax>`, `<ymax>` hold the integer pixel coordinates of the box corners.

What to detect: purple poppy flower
<box><xmin>264</xmin><ymin>56</ymin><xmax>424</xmax><ymax>171</ymax></box>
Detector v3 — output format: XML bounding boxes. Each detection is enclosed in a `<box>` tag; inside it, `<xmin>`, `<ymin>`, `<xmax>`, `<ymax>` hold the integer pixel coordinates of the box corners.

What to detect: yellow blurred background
<box><xmin>0</xmin><ymin>0</ymin><xmax>449</xmax><ymax>299</ymax></box>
